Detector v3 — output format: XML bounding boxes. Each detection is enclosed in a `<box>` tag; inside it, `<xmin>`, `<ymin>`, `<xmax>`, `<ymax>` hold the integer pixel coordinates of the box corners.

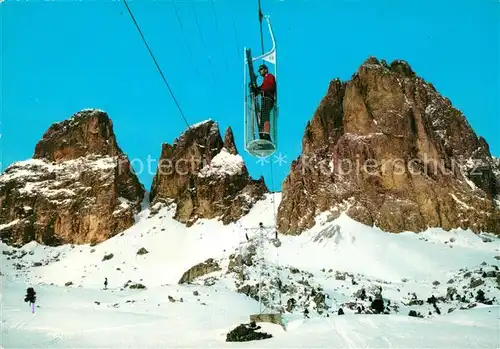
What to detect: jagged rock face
<box><xmin>493</xmin><ymin>157</ymin><xmax>500</xmax><ymax>202</ymax></box>
<box><xmin>150</xmin><ymin>120</ymin><xmax>267</xmax><ymax>226</ymax></box>
<box><xmin>278</xmin><ymin>57</ymin><xmax>500</xmax><ymax>235</ymax></box>
<box><xmin>0</xmin><ymin>109</ymin><xmax>145</xmax><ymax>246</ymax></box>
<box><xmin>34</xmin><ymin>109</ymin><xmax>122</xmax><ymax>162</ymax></box>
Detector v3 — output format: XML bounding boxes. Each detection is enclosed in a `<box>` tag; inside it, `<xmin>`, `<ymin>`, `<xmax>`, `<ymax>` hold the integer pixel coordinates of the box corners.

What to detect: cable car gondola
<box><xmin>243</xmin><ymin>10</ymin><xmax>278</xmax><ymax>158</ymax></box>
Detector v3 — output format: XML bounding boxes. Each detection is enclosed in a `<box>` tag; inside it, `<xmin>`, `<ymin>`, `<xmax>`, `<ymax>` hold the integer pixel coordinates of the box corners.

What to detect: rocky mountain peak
<box><xmin>150</xmin><ymin>121</ymin><xmax>267</xmax><ymax>226</ymax></box>
<box><xmin>223</xmin><ymin>126</ymin><xmax>238</xmax><ymax>155</ymax></box>
<box><xmin>0</xmin><ymin>109</ymin><xmax>145</xmax><ymax>246</ymax></box>
<box><xmin>34</xmin><ymin>109</ymin><xmax>122</xmax><ymax>162</ymax></box>
<box><xmin>278</xmin><ymin>56</ymin><xmax>500</xmax><ymax>235</ymax></box>
<box><xmin>362</xmin><ymin>56</ymin><xmax>381</xmax><ymax>66</ymax></box>
<box><xmin>389</xmin><ymin>59</ymin><xmax>415</xmax><ymax>77</ymax></box>
<box><xmin>359</xmin><ymin>56</ymin><xmax>415</xmax><ymax>78</ymax></box>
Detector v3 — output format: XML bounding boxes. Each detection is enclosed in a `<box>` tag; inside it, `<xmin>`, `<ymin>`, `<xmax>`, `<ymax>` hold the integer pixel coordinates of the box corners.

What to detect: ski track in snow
<box><xmin>1</xmin><ymin>193</ymin><xmax>499</xmax><ymax>348</ymax></box>
<box><xmin>330</xmin><ymin>317</ymin><xmax>361</xmax><ymax>348</ymax></box>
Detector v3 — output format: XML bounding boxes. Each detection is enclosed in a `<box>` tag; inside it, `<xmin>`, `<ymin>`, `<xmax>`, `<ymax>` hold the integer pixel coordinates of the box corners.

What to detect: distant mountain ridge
<box><xmin>0</xmin><ymin>114</ymin><xmax>267</xmax><ymax>246</ymax></box>
<box><xmin>1</xmin><ymin>56</ymin><xmax>499</xmax><ymax>247</ymax></box>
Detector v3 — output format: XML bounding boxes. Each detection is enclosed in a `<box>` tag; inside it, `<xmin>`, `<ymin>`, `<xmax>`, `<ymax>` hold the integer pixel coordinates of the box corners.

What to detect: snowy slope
<box><xmin>2</xmin><ymin>193</ymin><xmax>500</xmax><ymax>348</ymax></box>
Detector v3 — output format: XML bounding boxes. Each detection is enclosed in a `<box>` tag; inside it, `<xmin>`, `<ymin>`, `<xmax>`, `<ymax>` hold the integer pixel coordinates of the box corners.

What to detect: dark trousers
<box><xmin>259</xmin><ymin>95</ymin><xmax>274</xmax><ymax>138</ymax></box>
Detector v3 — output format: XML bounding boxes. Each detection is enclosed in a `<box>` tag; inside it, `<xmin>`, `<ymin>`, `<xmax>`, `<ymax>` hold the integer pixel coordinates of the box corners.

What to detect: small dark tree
<box><xmin>24</xmin><ymin>287</ymin><xmax>36</xmax><ymax>304</ymax></box>
<box><xmin>370</xmin><ymin>290</ymin><xmax>384</xmax><ymax>314</ymax></box>
<box><xmin>337</xmin><ymin>308</ymin><xmax>344</xmax><ymax>315</ymax></box>
<box><xmin>476</xmin><ymin>290</ymin><xmax>486</xmax><ymax>303</ymax></box>
<box><xmin>371</xmin><ymin>297</ymin><xmax>384</xmax><ymax>314</ymax></box>
<box><xmin>475</xmin><ymin>290</ymin><xmax>493</xmax><ymax>304</ymax></box>
<box><xmin>24</xmin><ymin>287</ymin><xmax>36</xmax><ymax>313</ymax></box>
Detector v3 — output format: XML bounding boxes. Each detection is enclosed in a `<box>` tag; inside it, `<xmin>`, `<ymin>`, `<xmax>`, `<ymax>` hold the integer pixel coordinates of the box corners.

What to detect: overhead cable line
<box><xmin>230</xmin><ymin>6</ymin><xmax>243</xmax><ymax>63</ymax></box>
<box><xmin>172</xmin><ymin>1</ymin><xmax>203</xmax><ymax>81</ymax></box>
<box><xmin>258</xmin><ymin>0</ymin><xmax>265</xmax><ymax>55</ymax></box>
<box><xmin>210</xmin><ymin>0</ymin><xmax>230</xmax><ymax>73</ymax></box>
<box><xmin>191</xmin><ymin>1</ymin><xmax>217</xmax><ymax>83</ymax></box>
<box><xmin>123</xmin><ymin>0</ymin><xmax>190</xmax><ymax>129</ymax></box>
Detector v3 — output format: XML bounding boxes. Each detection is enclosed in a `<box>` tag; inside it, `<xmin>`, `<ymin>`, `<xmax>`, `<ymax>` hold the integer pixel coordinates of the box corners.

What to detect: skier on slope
<box><xmin>104</xmin><ymin>277</ymin><xmax>108</xmax><ymax>290</ymax></box>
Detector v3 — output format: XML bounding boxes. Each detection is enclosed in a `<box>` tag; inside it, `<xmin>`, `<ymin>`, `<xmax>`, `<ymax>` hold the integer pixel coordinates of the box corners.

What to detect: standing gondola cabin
<box><xmin>243</xmin><ymin>10</ymin><xmax>278</xmax><ymax>158</ymax></box>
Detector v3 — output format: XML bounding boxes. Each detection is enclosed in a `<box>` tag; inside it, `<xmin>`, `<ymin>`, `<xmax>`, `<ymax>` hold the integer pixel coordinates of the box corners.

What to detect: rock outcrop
<box><xmin>178</xmin><ymin>258</ymin><xmax>221</xmax><ymax>284</ymax></box>
<box><xmin>277</xmin><ymin>57</ymin><xmax>500</xmax><ymax>235</ymax></box>
<box><xmin>0</xmin><ymin>109</ymin><xmax>145</xmax><ymax>246</ymax></box>
<box><xmin>493</xmin><ymin>157</ymin><xmax>500</xmax><ymax>200</ymax></box>
<box><xmin>226</xmin><ymin>323</ymin><xmax>272</xmax><ymax>342</ymax></box>
<box><xmin>149</xmin><ymin>120</ymin><xmax>267</xmax><ymax>226</ymax></box>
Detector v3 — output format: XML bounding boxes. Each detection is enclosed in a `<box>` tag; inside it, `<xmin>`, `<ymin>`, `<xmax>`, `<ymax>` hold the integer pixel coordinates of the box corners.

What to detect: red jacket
<box><xmin>259</xmin><ymin>73</ymin><xmax>276</xmax><ymax>95</ymax></box>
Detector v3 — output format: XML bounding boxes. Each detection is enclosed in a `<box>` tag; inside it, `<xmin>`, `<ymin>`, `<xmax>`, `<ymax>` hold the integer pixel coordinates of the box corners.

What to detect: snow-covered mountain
<box><xmin>2</xmin><ymin>194</ymin><xmax>499</xmax><ymax>348</ymax></box>
<box><xmin>2</xmin><ymin>56</ymin><xmax>499</xmax><ymax>348</ymax></box>
<box><xmin>149</xmin><ymin>119</ymin><xmax>267</xmax><ymax>227</ymax></box>
<box><xmin>0</xmin><ymin>109</ymin><xmax>145</xmax><ymax>247</ymax></box>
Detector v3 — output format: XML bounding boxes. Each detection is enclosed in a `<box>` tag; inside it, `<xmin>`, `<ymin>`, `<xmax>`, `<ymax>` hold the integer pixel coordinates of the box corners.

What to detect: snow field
<box><xmin>1</xmin><ymin>193</ymin><xmax>499</xmax><ymax>348</ymax></box>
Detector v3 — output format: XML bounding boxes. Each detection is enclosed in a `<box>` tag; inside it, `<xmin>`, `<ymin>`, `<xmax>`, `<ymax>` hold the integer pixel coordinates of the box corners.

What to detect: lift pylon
<box><xmin>243</xmin><ymin>221</ymin><xmax>282</xmax><ymax>323</ymax></box>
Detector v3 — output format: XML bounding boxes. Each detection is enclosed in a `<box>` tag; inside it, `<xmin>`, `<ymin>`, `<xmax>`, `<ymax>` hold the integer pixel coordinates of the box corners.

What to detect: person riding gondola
<box><xmin>249</xmin><ymin>64</ymin><xmax>276</xmax><ymax>141</ymax></box>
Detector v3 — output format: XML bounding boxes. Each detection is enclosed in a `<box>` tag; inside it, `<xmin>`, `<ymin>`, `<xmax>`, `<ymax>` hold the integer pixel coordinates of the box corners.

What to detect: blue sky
<box><xmin>2</xmin><ymin>0</ymin><xmax>498</xmax><ymax>192</ymax></box>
